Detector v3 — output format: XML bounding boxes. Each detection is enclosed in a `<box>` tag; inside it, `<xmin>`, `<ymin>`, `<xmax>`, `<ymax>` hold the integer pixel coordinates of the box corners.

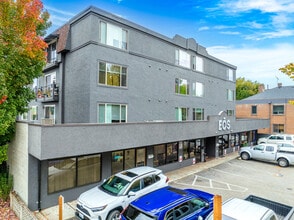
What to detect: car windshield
<box><xmin>123</xmin><ymin>205</ymin><xmax>156</xmax><ymax>220</ymax></box>
<box><xmin>100</xmin><ymin>175</ymin><xmax>130</xmax><ymax>196</ymax></box>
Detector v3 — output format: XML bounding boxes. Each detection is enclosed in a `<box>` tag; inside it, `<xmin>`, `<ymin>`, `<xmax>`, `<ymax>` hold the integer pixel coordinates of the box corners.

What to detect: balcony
<box><xmin>36</xmin><ymin>83</ymin><xmax>59</xmax><ymax>102</ymax></box>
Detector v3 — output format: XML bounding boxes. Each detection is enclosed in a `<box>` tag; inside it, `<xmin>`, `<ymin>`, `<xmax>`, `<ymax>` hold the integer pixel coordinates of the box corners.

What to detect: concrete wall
<box><xmin>8</xmin><ymin>123</ymin><xmax>29</xmax><ymax>204</ymax></box>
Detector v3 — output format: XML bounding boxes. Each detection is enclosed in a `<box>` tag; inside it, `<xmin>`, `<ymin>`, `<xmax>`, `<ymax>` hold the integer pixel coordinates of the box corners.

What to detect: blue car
<box><xmin>120</xmin><ymin>186</ymin><xmax>214</xmax><ymax>220</ymax></box>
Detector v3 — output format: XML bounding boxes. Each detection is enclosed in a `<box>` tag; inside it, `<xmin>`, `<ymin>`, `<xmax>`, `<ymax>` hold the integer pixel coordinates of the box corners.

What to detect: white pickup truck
<box><xmin>205</xmin><ymin>195</ymin><xmax>294</xmax><ymax>220</ymax></box>
<box><xmin>239</xmin><ymin>143</ymin><xmax>294</xmax><ymax>167</ymax></box>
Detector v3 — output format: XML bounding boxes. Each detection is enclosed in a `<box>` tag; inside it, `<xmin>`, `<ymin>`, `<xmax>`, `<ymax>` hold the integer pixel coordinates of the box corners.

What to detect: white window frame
<box><xmin>192</xmin><ymin>82</ymin><xmax>204</xmax><ymax>97</ymax></box>
<box><xmin>175</xmin><ymin>49</ymin><xmax>190</xmax><ymax>68</ymax></box>
<box><xmin>227</xmin><ymin>89</ymin><xmax>234</xmax><ymax>101</ymax></box>
<box><xmin>227</xmin><ymin>69</ymin><xmax>234</xmax><ymax>81</ymax></box>
<box><xmin>195</xmin><ymin>56</ymin><xmax>204</xmax><ymax>72</ymax></box>
<box><xmin>98</xmin><ymin>103</ymin><xmax>127</xmax><ymax>123</ymax></box>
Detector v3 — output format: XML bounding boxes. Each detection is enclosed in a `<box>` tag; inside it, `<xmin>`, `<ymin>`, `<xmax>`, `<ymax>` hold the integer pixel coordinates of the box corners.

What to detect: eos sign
<box><xmin>218</xmin><ymin>118</ymin><xmax>231</xmax><ymax>131</ymax></box>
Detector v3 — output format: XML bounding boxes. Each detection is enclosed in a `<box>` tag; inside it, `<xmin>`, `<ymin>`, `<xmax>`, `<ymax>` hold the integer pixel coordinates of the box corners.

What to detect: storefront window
<box><xmin>166</xmin><ymin>143</ymin><xmax>178</xmax><ymax>163</ymax></box>
<box><xmin>77</xmin><ymin>155</ymin><xmax>101</xmax><ymax>186</ymax></box>
<box><xmin>183</xmin><ymin>141</ymin><xmax>195</xmax><ymax>160</ymax></box>
<box><xmin>48</xmin><ymin>158</ymin><xmax>76</xmax><ymax>193</ymax></box>
<box><xmin>124</xmin><ymin>149</ymin><xmax>135</xmax><ymax>170</ymax></box>
<box><xmin>153</xmin><ymin>145</ymin><xmax>166</xmax><ymax>167</ymax></box>
<box><xmin>112</xmin><ymin>151</ymin><xmax>124</xmax><ymax>174</ymax></box>
<box><xmin>136</xmin><ymin>148</ymin><xmax>146</xmax><ymax>166</ymax></box>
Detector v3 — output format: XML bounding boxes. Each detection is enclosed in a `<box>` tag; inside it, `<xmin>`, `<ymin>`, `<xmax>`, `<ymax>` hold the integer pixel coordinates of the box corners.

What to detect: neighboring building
<box><xmin>236</xmin><ymin>84</ymin><xmax>294</xmax><ymax>135</ymax></box>
<box><xmin>8</xmin><ymin>6</ymin><xmax>268</xmax><ymax>211</ymax></box>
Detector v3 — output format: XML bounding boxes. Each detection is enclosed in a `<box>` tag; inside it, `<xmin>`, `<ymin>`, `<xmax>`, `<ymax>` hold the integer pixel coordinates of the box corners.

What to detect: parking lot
<box><xmin>170</xmin><ymin>157</ymin><xmax>294</xmax><ymax>207</ymax></box>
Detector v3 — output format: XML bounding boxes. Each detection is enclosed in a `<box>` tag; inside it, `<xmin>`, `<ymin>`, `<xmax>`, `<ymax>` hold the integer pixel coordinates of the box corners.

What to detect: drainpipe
<box><xmin>61</xmin><ymin>53</ymin><xmax>66</xmax><ymax>124</ymax></box>
<box><xmin>38</xmin><ymin>160</ymin><xmax>41</xmax><ymax>211</ymax></box>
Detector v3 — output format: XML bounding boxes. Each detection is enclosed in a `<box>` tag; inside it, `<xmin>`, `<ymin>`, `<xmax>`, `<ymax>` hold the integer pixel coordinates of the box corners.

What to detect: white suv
<box><xmin>258</xmin><ymin>134</ymin><xmax>294</xmax><ymax>145</ymax></box>
<box><xmin>76</xmin><ymin>166</ymin><xmax>169</xmax><ymax>220</ymax></box>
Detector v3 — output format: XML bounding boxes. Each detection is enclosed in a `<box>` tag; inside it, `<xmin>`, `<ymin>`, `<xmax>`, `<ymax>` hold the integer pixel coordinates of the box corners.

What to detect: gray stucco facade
<box><xmin>8</xmin><ymin>6</ymin><xmax>269</xmax><ymax>211</ymax></box>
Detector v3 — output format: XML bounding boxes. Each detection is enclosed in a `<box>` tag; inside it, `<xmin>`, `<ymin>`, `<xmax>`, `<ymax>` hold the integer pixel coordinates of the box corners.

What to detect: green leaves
<box><xmin>236</xmin><ymin>77</ymin><xmax>260</xmax><ymax>100</ymax></box>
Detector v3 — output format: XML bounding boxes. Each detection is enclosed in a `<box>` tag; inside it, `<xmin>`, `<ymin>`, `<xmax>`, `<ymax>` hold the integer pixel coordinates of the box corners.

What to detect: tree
<box><xmin>0</xmin><ymin>0</ymin><xmax>50</xmax><ymax>165</ymax></box>
<box><xmin>236</xmin><ymin>77</ymin><xmax>260</xmax><ymax>100</ymax></box>
<box><xmin>279</xmin><ymin>63</ymin><xmax>294</xmax><ymax>80</ymax></box>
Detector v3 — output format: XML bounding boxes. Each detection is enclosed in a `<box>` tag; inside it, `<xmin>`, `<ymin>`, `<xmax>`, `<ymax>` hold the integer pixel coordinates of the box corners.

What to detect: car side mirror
<box><xmin>128</xmin><ymin>191</ymin><xmax>136</xmax><ymax>197</ymax></box>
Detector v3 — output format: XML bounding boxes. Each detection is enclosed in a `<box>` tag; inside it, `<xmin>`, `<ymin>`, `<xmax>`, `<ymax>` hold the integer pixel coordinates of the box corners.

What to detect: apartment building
<box><xmin>8</xmin><ymin>6</ymin><xmax>269</xmax><ymax>210</ymax></box>
<box><xmin>236</xmin><ymin>83</ymin><xmax>294</xmax><ymax>135</ymax></box>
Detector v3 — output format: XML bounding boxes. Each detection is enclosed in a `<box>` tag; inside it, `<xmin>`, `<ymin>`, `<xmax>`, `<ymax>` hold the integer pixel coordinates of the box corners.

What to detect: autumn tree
<box><xmin>0</xmin><ymin>0</ymin><xmax>50</xmax><ymax>165</ymax></box>
<box><xmin>279</xmin><ymin>63</ymin><xmax>294</xmax><ymax>80</ymax></box>
<box><xmin>236</xmin><ymin>77</ymin><xmax>260</xmax><ymax>100</ymax></box>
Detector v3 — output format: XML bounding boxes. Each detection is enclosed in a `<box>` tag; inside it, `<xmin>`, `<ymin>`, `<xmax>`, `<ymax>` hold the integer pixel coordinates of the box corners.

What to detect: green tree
<box><xmin>279</xmin><ymin>63</ymin><xmax>294</xmax><ymax>80</ymax></box>
<box><xmin>0</xmin><ymin>0</ymin><xmax>50</xmax><ymax>165</ymax></box>
<box><xmin>236</xmin><ymin>77</ymin><xmax>260</xmax><ymax>100</ymax></box>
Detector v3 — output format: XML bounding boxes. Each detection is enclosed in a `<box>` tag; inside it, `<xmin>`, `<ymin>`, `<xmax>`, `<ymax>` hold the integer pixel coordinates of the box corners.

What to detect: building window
<box><xmin>48</xmin><ymin>154</ymin><xmax>102</xmax><ymax>193</ymax></box>
<box><xmin>44</xmin><ymin>105</ymin><xmax>55</xmax><ymax>123</ymax></box>
<box><xmin>193</xmin><ymin>108</ymin><xmax>204</xmax><ymax>120</ymax></box>
<box><xmin>175</xmin><ymin>78</ymin><xmax>189</xmax><ymax>95</ymax></box>
<box><xmin>227</xmin><ymin>69</ymin><xmax>234</xmax><ymax>81</ymax></box>
<box><xmin>46</xmin><ymin>42</ymin><xmax>57</xmax><ymax>63</ymax></box>
<box><xmin>166</xmin><ymin>143</ymin><xmax>178</xmax><ymax>163</ymax></box>
<box><xmin>183</xmin><ymin>141</ymin><xmax>195</xmax><ymax>160</ymax></box>
<box><xmin>98</xmin><ymin>62</ymin><xmax>127</xmax><ymax>87</ymax></box>
<box><xmin>176</xmin><ymin>107</ymin><xmax>189</xmax><ymax>121</ymax></box>
<box><xmin>175</xmin><ymin>49</ymin><xmax>190</xmax><ymax>68</ymax></box>
<box><xmin>153</xmin><ymin>144</ymin><xmax>166</xmax><ymax>167</ymax></box>
<box><xmin>100</xmin><ymin>21</ymin><xmax>128</xmax><ymax>50</ymax></box>
<box><xmin>98</xmin><ymin>103</ymin><xmax>127</xmax><ymax>123</ymax></box>
<box><xmin>112</xmin><ymin>151</ymin><xmax>124</xmax><ymax>174</ymax></box>
<box><xmin>136</xmin><ymin>148</ymin><xmax>146</xmax><ymax>167</ymax></box>
<box><xmin>30</xmin><ymin>106</ymin><xmax>38</xmax><ymax>121</ymax></box>
<box><xmin>192</xmin><ymin>82</ymin><xmax>204</xmax><ymax>97</ymax></box>
<box><xmin>273</xmin><ymin>105</ymin><xmax>284</xmax><ymax>115</ymax></box>
<box><xmin>227</xmin><ymin>89</ymin><xmax>234</xmax><ymax>101</ymax></box>
<box><xmin>77</xmin><ymin>155</ymin><xmax>101</xmax><ymax>186</ymax></box>
<box><xmin>195</xmin><ymin>56</ymin><xmax>203</xmax><ymax>72</ymax></box>
<box><xmin>124</xmin><ymin>149</ymin><xmax>135</xmax><ymax>170</ymax></box>
<box><xmin>227</xmin><ymin>110</ymin><xmax>234</xmax><ymax>116</ymax></box>
<box><xmin>48</xmin><ymin>158</ymin><xmax>76</xmax><ymax>193</ymax></box>
<box><xmin>273</xmin><ymin>124</ymin><xmax>284</xmax><ymax>133</ymax></box>
<box><xmin>43</xmin><ymin>73</ymin><xmax>56</xmax><ymax>98</ymax></box>
<box><xmin>251</xmin><ymin>106</ymin><xmax>257</xmax><ymax>115</ymax></box>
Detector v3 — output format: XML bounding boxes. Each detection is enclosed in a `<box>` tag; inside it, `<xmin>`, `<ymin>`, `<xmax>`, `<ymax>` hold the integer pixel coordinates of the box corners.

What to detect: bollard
<box><xmin>59</xmin><ymin>195</ymin><xmax>64</xmax><ymax>220</ymax></box>
<box><xmin>213</xmin><ymin>195</ymin><xmax>222</xmax><ymax>220</ymax></box>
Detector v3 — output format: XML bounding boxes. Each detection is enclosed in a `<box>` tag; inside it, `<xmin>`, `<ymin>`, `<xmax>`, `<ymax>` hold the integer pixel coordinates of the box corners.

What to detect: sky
<box><xmin>42</xmin><ymin>0</ymin><xmax>294</xmax><ymax>89</ymax></box>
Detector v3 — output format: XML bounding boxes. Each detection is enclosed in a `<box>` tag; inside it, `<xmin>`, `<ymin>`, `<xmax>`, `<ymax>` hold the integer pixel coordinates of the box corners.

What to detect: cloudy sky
<box><xmin>42</xmin><ymin>0</ymin><xmax>294</xmax><ymax>89</ymax></box>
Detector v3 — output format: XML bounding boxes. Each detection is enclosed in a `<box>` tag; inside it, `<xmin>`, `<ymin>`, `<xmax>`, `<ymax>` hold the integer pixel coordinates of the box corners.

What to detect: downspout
<box><xmin>61</xmin><ymin>53</ymin><xmax>66</xmax><ymax>123</ymax></box>
<box><xmin>38</xmin><ymin>160</ymin><xmax>41</xmax><ymax>211</ymax></box>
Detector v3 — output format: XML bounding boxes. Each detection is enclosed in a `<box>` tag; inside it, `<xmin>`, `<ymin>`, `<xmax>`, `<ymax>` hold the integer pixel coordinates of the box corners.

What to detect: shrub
<box><xmin>0</xmin><ymin>172</ymin><xmax>13</xmax><ymax>200</ymax></box>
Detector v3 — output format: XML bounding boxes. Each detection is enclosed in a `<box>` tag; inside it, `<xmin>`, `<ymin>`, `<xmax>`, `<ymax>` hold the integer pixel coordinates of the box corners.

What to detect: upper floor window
<box><xmin>227</xmin><ymin>69</ymin><xmax>234</xmax><ymax>81</ymax></box>
<box><xmin>99</xmin><ymin>62</ymin><xmax>127</xmax><ymax>87</ymax></box>
<box><xmin>273</xmin><ymin>105</ymin><xmax>284</xmax><ymax>115</ymax></box>
<box><xmin>193</xmin><ymin>108</ymin><xmax>204</xmax><ymax>120</ymax></box>
<box><xmin>227</xmin><ymin>89</ymin><xmax>234</xmax><ymax>101</ymax></box>
<box><xmin>176</xmin><ymin>107</ymin><xmax>188</xmax><ymax>121</ymax></box>
<box><xmin>193</xmin><ymin>55</ymin><xmax>203</xmax><ymax>72</ymax></box>
<box><xmin>227</xmin><ymin>109</ymin><xmax>234</xmax><ymax>116</ymax></box>
<box><xmin>46</xmin><ymin>42</ymin><xmax>57</xmax><ymax>63</ymax></box>
<box><xmin>100</xmin><ymin>21</ymin><xmax>128</xmax><ymax>50</ymax></box>
<box><xmin>30</xmin><ymin>106</ymin><xmax>38</xmax><ymax>121</ymax></box>
<box><xmin>251</xmin><ymin>105</ymin><xmax>257</xmax><ymax>115</ymax></box>
<box><xmin>273</xmin><ymin>124</ymin><xmax>284</xmax><ymax>133</ymax></box>
<box><xmin>175</xmin><ymin>78</ymin><xmax>189</xmax><ymax>95</ymax></box>
<box><xmin>98</xmin><ymin>103</ymin><xmax>127</xmax><ymax>123</ymax></box>
<box><xmin>192</xmin><ymin>82</ymin><xmax>204</xmax><ymax>97</ymax></box>
<box><xmin>175</xmin><ymin>49</ymin><xmax>190</xmax><ymax>68</ymax></box>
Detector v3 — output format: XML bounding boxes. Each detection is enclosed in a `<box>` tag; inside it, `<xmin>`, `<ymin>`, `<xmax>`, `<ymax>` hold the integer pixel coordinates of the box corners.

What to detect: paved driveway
<box><xmin>170</xmin><ymin>157</ymin><xmax>294</xmax><ymax>207</ymax></box>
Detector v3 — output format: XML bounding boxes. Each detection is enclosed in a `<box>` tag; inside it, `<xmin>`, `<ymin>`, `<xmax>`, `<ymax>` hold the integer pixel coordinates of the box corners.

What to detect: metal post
<box><xmin>59</xmin><ymin>195</ymin><xmax>64</xmax><ymax>220</ymax></box>
<box><xmin>213</xmin><ymin>195</ymin><xmax>222</xmax><ymax>220</ymax></box>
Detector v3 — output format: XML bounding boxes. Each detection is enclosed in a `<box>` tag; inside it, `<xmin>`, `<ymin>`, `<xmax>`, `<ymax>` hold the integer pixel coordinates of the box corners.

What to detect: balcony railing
<box><xmin>36</xmin><ymin>83</ymin><xmax>59</xmax><ymax>102</ymax></box>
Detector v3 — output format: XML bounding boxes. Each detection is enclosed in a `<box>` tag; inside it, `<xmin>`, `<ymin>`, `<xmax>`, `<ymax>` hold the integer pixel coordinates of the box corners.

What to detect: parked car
<box><xmin>205</xmin><ymin>195</ymin><xmax>294</xmax><ymax>220</ymax></box>
<box><xmin>239</xmin><ymin>143</ymin><xmax>294</xmax><ymax>167</ymax></box>
<box><xmin>76</xmin><ymin>166</ymin><xmax>169</xmax><ymax>220</ymax></box>
<box><xmin>257</xmin><ymin>134</ymin><xmax>294</xmax><ymax>145</ymax></box>
<box><xmin>120</xmin><ymin>186</ymin><xmax>214</xmax><ymax>220</ymax></box>
<box><xmin>278</xmin><ymin>142</ymin><xmax>294</xmax><ymax>148</ymax></box>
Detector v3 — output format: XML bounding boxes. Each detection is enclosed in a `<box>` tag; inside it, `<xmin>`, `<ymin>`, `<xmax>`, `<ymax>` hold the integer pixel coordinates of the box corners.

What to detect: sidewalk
<box><xmin>35</xmin><ymin>152</ymin><xmax>239</xmax><ymax>220</ymax></box>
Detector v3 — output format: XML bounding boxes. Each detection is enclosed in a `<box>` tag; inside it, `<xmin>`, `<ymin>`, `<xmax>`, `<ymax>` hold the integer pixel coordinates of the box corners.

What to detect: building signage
<box><xmin>218</xmin><ymin>118</ymin><xmax>231</xmax><ymax>131</ymax></box>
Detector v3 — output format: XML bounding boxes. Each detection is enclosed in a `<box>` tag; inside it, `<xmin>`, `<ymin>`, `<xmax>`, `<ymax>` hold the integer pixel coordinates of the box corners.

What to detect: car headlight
<box><xmin>91</xmin><ymin>205</ymin><xmax>107</xmax><ymax>212</ymax></box>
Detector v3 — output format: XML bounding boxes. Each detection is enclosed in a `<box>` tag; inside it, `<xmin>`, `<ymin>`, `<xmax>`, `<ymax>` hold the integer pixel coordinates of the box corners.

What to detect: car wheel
<box><xmin>107</xmin><ymin>209</ymin><xmax>120</xmax><ymax>220</ymax></box>
<box><xmin>278</xmin><ymin>158</ymin><xmax>289</xmax><ymax>167</ymax></box>
<box><xmin>241</xmin><ymin>152</ymin><xmax>250</xmax><ymax>160</ymax></box>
